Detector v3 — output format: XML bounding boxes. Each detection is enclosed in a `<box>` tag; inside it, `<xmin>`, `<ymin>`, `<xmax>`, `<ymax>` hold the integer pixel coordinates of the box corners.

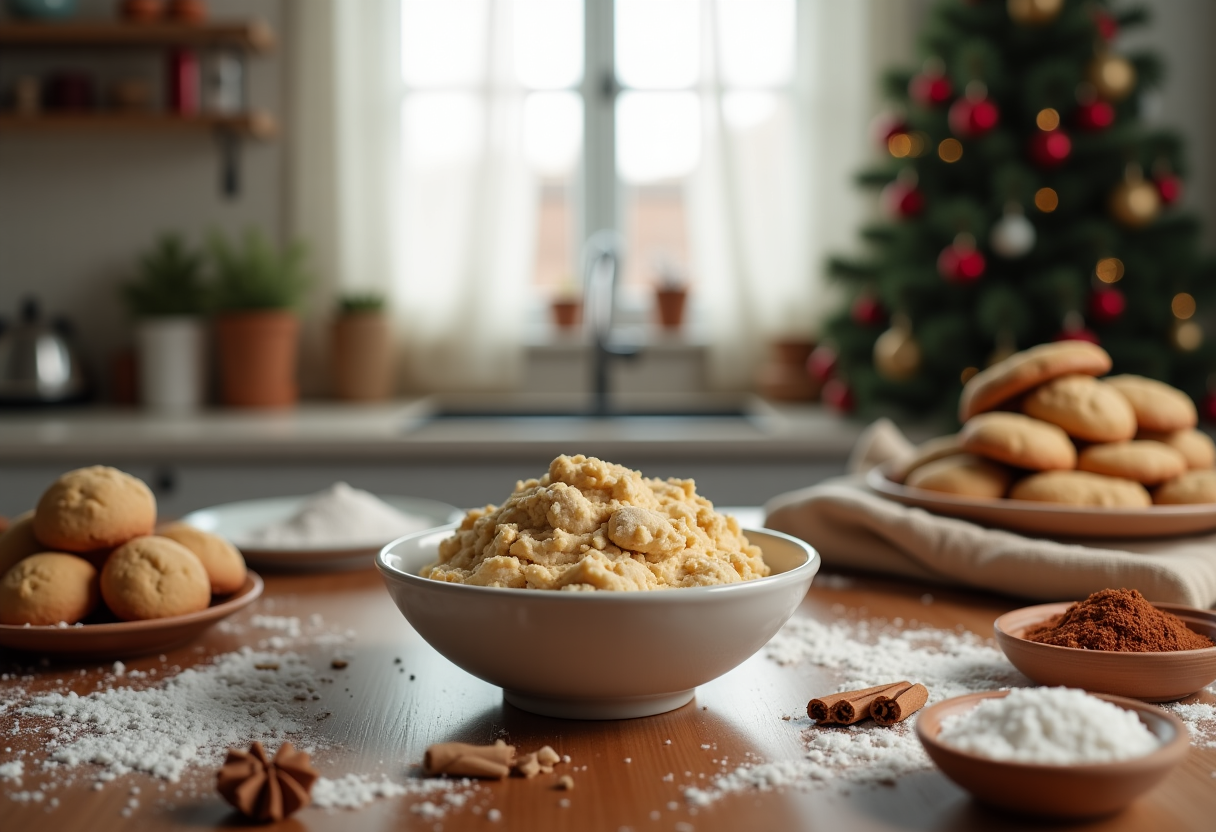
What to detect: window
<box><xmin>400</xmin><ymin>0</ymin><xmax>797</xmax><ymax>311</ymax></box>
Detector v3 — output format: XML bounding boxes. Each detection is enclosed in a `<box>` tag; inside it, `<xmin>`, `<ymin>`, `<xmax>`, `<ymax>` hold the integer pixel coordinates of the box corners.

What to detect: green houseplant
<box><xmin>209</xmin><ymin>229</ymin><xmax>311</xmax><ymax>408</ymax></box>
<box><xmin>331</xmin><ymin>292</ymin><xmax>394</xmax><ymax>401</ymax></box>
<box><xmin>123</xmin><ymin>233</ymin><xmax>209</xmax><ymax>412</ymax></box>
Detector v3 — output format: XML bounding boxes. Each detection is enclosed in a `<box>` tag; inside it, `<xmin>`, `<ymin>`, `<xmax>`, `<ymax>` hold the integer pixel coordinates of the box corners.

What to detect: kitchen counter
<box><xmin>0</xmin><ymin>399</ymin><xmax>868</xmax><ymax>516</ymax></box>
<box><xmin>1</xmin><ymin>561</ymin><xmax>1211</xmax><ymax>831</ymax></box>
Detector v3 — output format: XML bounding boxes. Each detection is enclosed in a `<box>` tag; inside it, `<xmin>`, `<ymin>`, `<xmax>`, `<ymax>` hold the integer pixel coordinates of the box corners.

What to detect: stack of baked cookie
<box><xmin>0</xmin><ymin>466</ymin><xmax>247</xmax><ymax>626</ymax></box>
<box><xmin>893</xmin><ymin>341</ymin><xmax>1216</xmax><ymax>507</ymax></box>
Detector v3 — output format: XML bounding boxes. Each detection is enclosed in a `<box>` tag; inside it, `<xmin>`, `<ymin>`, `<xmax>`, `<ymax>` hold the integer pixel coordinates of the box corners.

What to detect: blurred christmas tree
<box><xmin>816</xmin><ymin>0</ymin><xmax>1216</xmax><ymax>425</ymax></box>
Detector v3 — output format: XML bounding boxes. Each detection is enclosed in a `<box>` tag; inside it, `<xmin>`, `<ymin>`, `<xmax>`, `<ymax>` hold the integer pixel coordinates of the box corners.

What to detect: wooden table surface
<box><xmin>1</xmin><ymin>564</ymin><xmax>1213</xmax><ymax>832</ymax></box>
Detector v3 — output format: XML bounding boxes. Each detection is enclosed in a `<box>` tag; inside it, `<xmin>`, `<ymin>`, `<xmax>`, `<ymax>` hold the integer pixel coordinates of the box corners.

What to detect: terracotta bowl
<box><xmin>994</xmin><ymin>602</ymin><xmax>1216</xmax><ymax>702</ymax></box>
<box><xmin>0</xmin><ymin>573</ymin><xmax>263</xmax><ymax>658</ymax></box>
<box><xmin>917</xmin><ymin>690</ymin><xmax>1189</xmax><ymax>819</ymax></box>
<box><xmin>377</xmin><ymin>525</ymin><xmax>819</xmax><ymax>720</ymax></box>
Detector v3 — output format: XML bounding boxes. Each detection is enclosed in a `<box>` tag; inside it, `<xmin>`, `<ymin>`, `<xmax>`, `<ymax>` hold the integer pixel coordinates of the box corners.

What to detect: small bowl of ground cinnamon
<box><xmin>994</xmin><ymin>588</ymin><xmax>1216</xmax><ymax>702</ymax></box>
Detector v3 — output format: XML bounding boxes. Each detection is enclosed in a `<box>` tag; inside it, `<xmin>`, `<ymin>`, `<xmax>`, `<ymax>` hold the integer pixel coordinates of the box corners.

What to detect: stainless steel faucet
<box><xmin>583</xmin><ymin>230</ymin><xmax>640</xmax><ymax>417</ymax></box>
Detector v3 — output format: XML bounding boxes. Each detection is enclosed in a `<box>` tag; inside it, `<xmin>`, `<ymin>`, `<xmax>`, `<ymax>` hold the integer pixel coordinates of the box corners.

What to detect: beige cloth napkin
<box><xmin>764</xmin><ymin>419</ymin><xmax>1216</xmax><ymax>607</ymax></box>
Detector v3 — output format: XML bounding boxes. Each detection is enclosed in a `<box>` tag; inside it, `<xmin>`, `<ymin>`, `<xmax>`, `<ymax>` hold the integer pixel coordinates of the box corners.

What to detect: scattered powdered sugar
<box><xmin>312</xmin><ymin>774</ymin><xmax>473</xmax><ymax>816</ymax></box>
<box><xmin>0</xmin><ymin>760</ymin><xmax>23</xmax><ymax>783</ymax></box>
<box><xmin>937</xmin><ymin>687</ymin><xmax>1159</xmax><ymax>764</ymax></box>
<box><xmin>19</xmin><ymin>648</ymin><xmax>322</xmax><ymax>782</ymax></box>
<box><xmin>239</xmin><ymin>482</ymin><xmax>435</xmax><ymax>548</ymax></box>
<box><xmin>1165</xmin><ymin>700</ymin><xmax>1216</xmax><ymax>748</ymax></box>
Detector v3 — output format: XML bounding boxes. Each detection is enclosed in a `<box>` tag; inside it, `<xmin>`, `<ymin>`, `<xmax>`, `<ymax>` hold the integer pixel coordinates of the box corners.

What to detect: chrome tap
<box><xmin>582</xmin><ymin>230</ymin><xmax>640</xmax><ymax>417</ymax></box>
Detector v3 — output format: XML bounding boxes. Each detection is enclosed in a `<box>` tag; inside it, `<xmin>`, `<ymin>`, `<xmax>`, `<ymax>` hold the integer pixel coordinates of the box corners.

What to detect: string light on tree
<box><xmin>1171</xmin><ymin>293</ymin><xmax>1202</xmax><ymax>352</ymax></box>
<box><xmin>1088</xmin><ymin>52</ymin><xmax>1137</xmax><ymax>101</ymax></box>
<box><xmin>1034</xmin><ymin>187</ymin><xmax>1059</xmax><ymax>213</ymax></box>
<box><xmin>1095</xmin><ymin>257</ymin><xmax>1125</xmax><ymax>283</ymax></box>
<box><xmin>938</xmin><ymin>138</ymin><xmax>964</xmax><ymax>163</ymax></box>
<box><xmin>872</xmin><ymin>112</ymin><xmax>910</xmax><ymax>149</ymax></box>
<box><xmin>1007</xmin><ymin>0</ymin><xmax>1063</xmax><ymax>26</ymax></box>
<box><xmin>949</xmin><ymin>81</ymin><xmax>1000</xmax><ymax>139</ymax></box>
<box><xmin>873</xmin><ymin>313</ymin><xmax>922</xmax><ymax>381</ymax></box>
<box><xmin>937</xmin><ymin>232</ymin><xmax>986</xmax><ymax>282</ymax></box>
<box><xmin>1109</xmin><ymin>164</ymin><xmax>1160</xmax><ymax>228</ymax></box>
<box><xmin>989</xmin><ymin>201</ymin><xmax>1035</xmax><ymax>258</ymax></box>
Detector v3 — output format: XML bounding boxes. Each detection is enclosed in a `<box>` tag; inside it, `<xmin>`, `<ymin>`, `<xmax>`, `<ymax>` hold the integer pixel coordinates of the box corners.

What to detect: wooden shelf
<box><xmin>0</xmin><ymin>20</ymin><xmax>273</xmax><ymax>51</ymax></box>
<box><xmin>0</xmin><ymin>112</ymin><xmax>276</xmax><ymax>138</ymax></box>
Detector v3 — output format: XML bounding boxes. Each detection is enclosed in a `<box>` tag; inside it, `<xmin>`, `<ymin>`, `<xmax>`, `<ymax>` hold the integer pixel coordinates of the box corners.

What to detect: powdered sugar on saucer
<box><xmin>240</xmin><ymin>483</ymin><xmax>434</xmax><ymax>549</ymax></box>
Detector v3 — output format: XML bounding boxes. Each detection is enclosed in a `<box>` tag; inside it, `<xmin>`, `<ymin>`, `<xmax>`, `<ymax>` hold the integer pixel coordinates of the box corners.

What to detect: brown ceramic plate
<box><xmin>866</xmin><ymin>464</ymin><xmax>1216</xmax><ymax>538</ymax></box>
<box><xmin>916</xmin><ymin>690</ymin><xmax>1189</xmax><ymax>819</ymax></box>
<box><xmin>0</xmin><ymin>572</ymin><xmax>263</xmax><ymax>658</ymax></box>
<box><xmin>994</xmin><ymin>601</ymin><xmax>1216</xmax><ymax>702</ymax></box>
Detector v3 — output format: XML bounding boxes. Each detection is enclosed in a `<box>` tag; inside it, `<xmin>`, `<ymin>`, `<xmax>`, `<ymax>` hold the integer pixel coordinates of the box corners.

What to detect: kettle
<box><xmin>0</xmin><ymin>298</ymin><xmax>89</xmax><ymax>404</ymax></box>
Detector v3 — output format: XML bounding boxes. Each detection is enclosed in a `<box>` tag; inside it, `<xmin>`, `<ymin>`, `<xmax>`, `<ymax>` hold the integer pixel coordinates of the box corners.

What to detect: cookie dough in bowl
<box><xmin>379</xmin><ymin>456</ymin><xmax>819</xmax><ymax>719</ymax></box>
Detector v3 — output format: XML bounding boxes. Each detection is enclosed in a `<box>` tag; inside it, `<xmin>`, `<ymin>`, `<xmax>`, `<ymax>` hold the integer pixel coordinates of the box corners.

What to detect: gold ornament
<box><xmin>1088</xmin><ymin>53</ymin><xmax>1136</xmax><ymax>101</ymax></box>
<box><xmin>1008</xmin><ymin>0</ymin><xmax>1063</xmax><ymax>26</ymax></box>
<box><xmin>874</xmin><ymin>315</ymin><xmax>922</xmax><ymax>381</ymax></box>
<box><xmin>1110</xmin><ymin>167</ymin><xmax>1160</xmax><ymax>228</ymax></box>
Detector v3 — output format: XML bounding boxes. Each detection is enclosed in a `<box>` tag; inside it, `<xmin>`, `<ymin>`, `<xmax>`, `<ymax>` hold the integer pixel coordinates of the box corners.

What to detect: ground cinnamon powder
<box><xmin>1024</xmin><ymin>588</ymin><xmax>1214</xmax><ymax>652</ymax></box>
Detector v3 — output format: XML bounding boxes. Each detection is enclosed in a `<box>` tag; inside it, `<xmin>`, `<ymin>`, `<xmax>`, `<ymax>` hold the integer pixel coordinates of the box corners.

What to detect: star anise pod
<box><xmin>216</xmin><ymin>741</ymin><xmax>319</xmax><ymax>822</ymax></box>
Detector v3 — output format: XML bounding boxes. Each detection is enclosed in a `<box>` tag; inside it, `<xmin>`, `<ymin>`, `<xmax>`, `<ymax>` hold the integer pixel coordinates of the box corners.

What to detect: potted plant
<box><xmin>122</xmin><ymin>233</ymin><xmax>209</xmax><ymax>413</ymax></box>
<box><xmin>209</xmin><ymin>229</ymin><xmax>310</xmax><ymax>408</ymax></box>
<box><xmin>550</xmin><ymin>278</ymin><xmax>582</xmax><ymax>331</ymax></box>
<box><xmin>653</xmin><ymin>259</ymin><xmax>688</xmax><ymax>331</ymax></box>
<box><xmin>331</xmin><ymin>292</ymin><xmax>394</xmax><ymax>401</ymax></box>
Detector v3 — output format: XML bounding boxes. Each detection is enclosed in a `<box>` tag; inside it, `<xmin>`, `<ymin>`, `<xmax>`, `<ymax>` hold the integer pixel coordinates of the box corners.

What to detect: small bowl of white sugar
<box><xmin>916</xmin><ymin>687</ymin><xmax>1188</xmax><ymax>819</ymax></box>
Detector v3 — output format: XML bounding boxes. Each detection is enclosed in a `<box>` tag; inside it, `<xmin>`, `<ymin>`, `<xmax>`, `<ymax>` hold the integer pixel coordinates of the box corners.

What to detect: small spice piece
<box><xmin>330</xmin><ymin>659</ymin><xmax>348</xmax><ymax>669</ymax></box>
<box><xmin>1025</xmin><ymin>588</ymin><xmax>1214</xmax><ymax>652</ymax></box>
<box><xmin>252</xmin><ymin>663</ymin><xmax>279</xmax><ymax>671</ymax></box>
<box><xmin>871</xmin><ymin>683</ymin><xmax>929</xmax><ymax>726</ymax></box>
<box><xmin>809</xmin><ymin>682</ymin><xmax>903</xmax><ymax>724</ymax></box>
<box><xmin>514</xmin><ymin>745</ymin><xmax>564</xmax><ymax>778</ymax></box>
<box><xmin>424</xmin><ymin>740</ymin><xmax>515</xmax><ymax>779</ymax></box>
<box><xmin>216</xmin><ymin>741</ymin><xmax>319</xmax><ymax>822</ymax></box>
<box><xmin>556</xmin><ymin>775</ymin><xmax>574</xmax><ymax>791</ymax></box>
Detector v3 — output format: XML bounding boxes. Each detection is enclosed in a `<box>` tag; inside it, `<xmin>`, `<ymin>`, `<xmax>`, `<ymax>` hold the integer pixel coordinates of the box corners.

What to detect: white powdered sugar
<box><xmin>936</xmin><ymin>687</ymin><xmax>1159</xmax><ymax>764</ymax></box>
<box><xmin>19</xmin><ymin>648</ymin><xmax>321</xmax><ymax>782</ymax></box>
<box><xmin>0</xmin><ymin>760</ymin><xmax>23</xmax><ymax>783</ymax></box>
<box><xmin>240</xmin><ymin>482</ymin><xmax>435</xmax><ymax>548</ymax></box>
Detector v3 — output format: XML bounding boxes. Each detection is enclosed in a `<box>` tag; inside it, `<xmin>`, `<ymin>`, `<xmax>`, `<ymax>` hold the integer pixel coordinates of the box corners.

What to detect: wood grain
<box><xmin>0</xmin><ymin>567</ymin><xmax>1212</xmax><ymax>831</ymax></box>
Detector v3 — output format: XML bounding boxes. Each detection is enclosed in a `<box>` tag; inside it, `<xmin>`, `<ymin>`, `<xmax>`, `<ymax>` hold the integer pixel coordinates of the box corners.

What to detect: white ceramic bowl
<box><xmin>377</xmin><ymin>525</ymin><xmax>819</xmax><ymax>719</ymax></box>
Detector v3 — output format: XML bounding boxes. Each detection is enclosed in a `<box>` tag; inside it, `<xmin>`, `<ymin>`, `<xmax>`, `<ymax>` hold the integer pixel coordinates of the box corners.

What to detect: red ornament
<box><xmin>1155</xmin><ymin>173</ymin><xmax>1183</xmax><ymax>205</ymax></box>
<box><xmin>948</xmin><ymin>95</ymin><xmax>999</xmax><ymax>138</ymax></box>
<box><xmin>806</xmin><ymin>345</ymin><xmax>838</xmax><ymax>383</ymax></box>
<box><xmin>822</xmin><ymin>378</ymin><xmax>855</xmax><ymax>413</ymax></box>
<box><xmin>937</xmin><ymin>237</ymin><xmax>986</xmax><ymax>283</ymax></box>
<box><xmin>909</xmin><ymin>71</ymin><xmax>953</xmax><ymax>107</ymax></box>
<box><xmin>1092</xmin><ymin>8</ymin><xmax>1119</xmax><ymax>41</ymax></box>
<box><xmin>881</xmin><ymin>179</ymin><xmax>925</xmax><ymax>218</ymax></box>
<box><xmin>1089</xmin><ymin>286</ymin><xmax>1126</xmax><ymax>323</ymax></box>
<box><xmin>1029</xmin><ymin>130</ymin><xmax>1072</xmax><ymax>167</ymax></box>
<box><xmin>1075</xmin><ymin>100</ymin><xmax>1114</xmax><ymax>131</ymax></box>
<box><xmin>851</xmin><ymin>295</ymin><xmax>887</xmax><ymax>326</ymax></box>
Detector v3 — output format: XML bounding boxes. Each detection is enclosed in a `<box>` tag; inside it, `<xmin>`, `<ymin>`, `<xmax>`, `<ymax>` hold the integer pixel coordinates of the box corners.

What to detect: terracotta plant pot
<box><xmin>214</xmin><ymin>310</ymin><xmax>299</xmax><ymax>408</ymax></box>
<box><xmin>331</xmin><ymin>311</ymin><xmax>394</xmax><ymax>401</ymax></box>
<box><xmin>756</xmin><ymin>338</ymin><xmax>820</xmax><ymax>401</ymax></box>
<box><xmin>551</xmin><ymin>299</ymin><xmax>582</xmax><ymax>330</ymax></box>
<box><xmin>656</xmin><ymin>288</ymin><xmax>687</xmax><ymax>330</ymax></box>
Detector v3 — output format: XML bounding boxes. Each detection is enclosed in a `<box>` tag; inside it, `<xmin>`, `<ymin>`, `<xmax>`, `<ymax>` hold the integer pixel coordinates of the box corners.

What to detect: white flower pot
<box><xmin>137</xmin><ymin>316</ymin><xmax>206</xmax><ymax>413</ymax></box>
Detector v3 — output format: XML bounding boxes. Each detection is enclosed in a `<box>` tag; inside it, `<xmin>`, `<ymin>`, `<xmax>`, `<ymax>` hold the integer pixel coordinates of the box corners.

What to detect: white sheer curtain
<box><xmin>690</xmin><ymin>0</ymin><xmax>883</xmax><ymax>390</ymax></box>
<box><xmin>290</xmin><ymin>0</ymin><xmax>533</xmax><ymax>393</ymax></box>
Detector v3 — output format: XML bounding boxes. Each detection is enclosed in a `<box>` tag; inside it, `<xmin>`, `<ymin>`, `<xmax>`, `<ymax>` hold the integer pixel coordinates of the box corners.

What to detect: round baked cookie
<box><xmin>958</xmin><ymin>412</ymin><xmax>1077</xmax><ymax>471</ymax></box>
<box><xmin>0</xmin><ymin>552</ymin><xmax>100</xmax><ymax>626</ymax></box>
<box><xmin>34</xmin><ymin>466</ymin><xmax>156</xmax><ymax>553</ymax></box>
<box><xmin>158</xmin><ymin>522</ymin><xmax>247</xmax><ymax>594</ymax></box>
<box><xmin>1138</xmin><ymin>428</ymin><xmax>1216</xmax><ymax>470</ymax></box>
<box><xmin>100</xmin><ymin>536</ymin><xmax>211</xmax><ymax>622</ymax></box>
<box><xmin>959</xmin><ymin>341</ymin><xmax>1112</xmax><ymax>421</ymax></box>
<box><xmin>905</xmin><ymin>454</ymin><xmax>1011</xmax><ymax>498</ymax></box>
<box><xmin>1154</xmin><ymin>470</ymin><xmax>1216</xmax><ymax>505</ymax></box>
<box><xmin>1105</xmin><ymin>375</ymin><xmax>1198</xmax><ymax>432</ymax></box>
<box><xmin>889</xmin><ymin>434</ymin><xmax>962</xmax><ymax>484</ymax></box>
<box><xmin>0</xmin><ymin>511</ymin><xmax>40</xmax><ymax>581</ymax></box>
<box><xmin>1077</xmin><ymin>441</ymin><xmax>1188</xmax><ymax>485</ymax></box>
<box><xmin>1021</xmin><ymin>375</ymin><xmax>1137</xmax><ymax>443</ymax></box>
<box><xmin>1009</xmin><ymin>470</ymin><xmax>1152</xmax><ymax>508</ymax></box>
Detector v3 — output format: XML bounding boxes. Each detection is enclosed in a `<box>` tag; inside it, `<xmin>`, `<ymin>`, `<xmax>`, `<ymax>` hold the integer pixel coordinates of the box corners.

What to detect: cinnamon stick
<box><xmin>832</xmin><ymin>681</ymin><xmax>912</xmax><ymax>725</ymax></box>
<box><xmin>424</xmin><ymin>740</ymin><xmax>516</xmax><ymax>779</ymax></box>
<box><xmin>871</xmin><ymin>683</ymin><xmax>929</xmax><ymax>726</ymax></box>
<box><xmin>808</xmin><ymin>682</ymin><xmax>903</xmax><ymax>724</ymax></box>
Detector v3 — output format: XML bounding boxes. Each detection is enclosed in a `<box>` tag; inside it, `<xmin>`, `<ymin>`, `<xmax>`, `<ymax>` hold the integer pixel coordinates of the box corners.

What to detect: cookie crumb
<box><xmin>331</xmin><ymin>659</ymin><xmax>348</xmax><ymax>669</ymax></box>
<box><xmin>556</xmin><ymin>775</ymin><xmax>574</xmax><ymax>790</ymax></box>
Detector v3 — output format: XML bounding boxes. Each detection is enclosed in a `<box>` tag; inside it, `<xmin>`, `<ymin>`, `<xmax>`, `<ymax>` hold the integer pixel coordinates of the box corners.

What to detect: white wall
<box><xmin>0</xmin><ymin>0</ymin><xmax>286</xmax><ymax>400</ymax></box>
